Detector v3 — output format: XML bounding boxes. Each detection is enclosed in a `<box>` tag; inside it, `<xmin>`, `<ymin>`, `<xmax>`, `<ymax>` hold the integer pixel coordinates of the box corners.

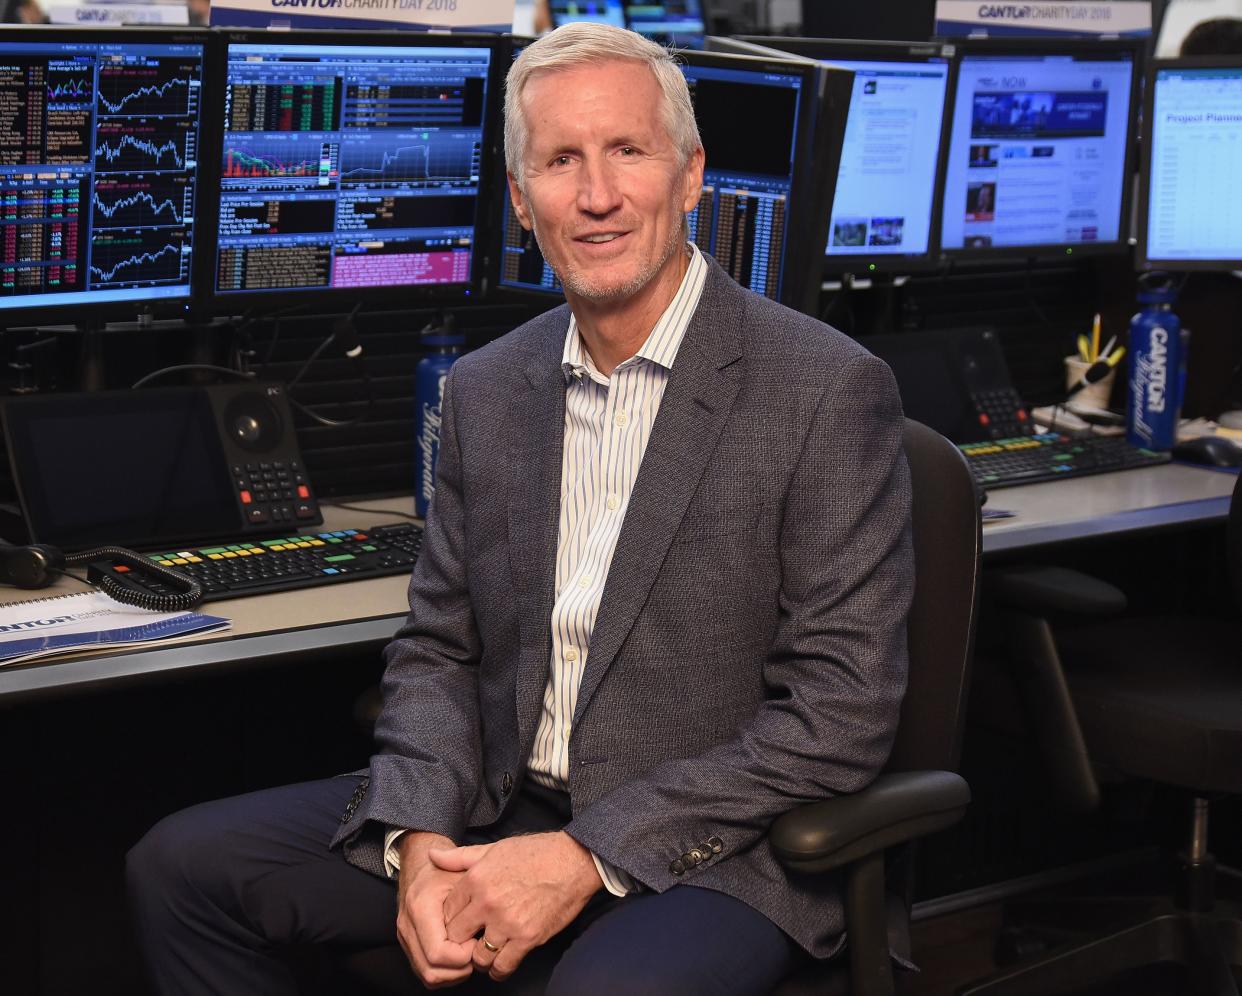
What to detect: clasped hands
<box><xmin>396</xmin><ymin>829</ymin><xmax>602</xmax><ymax>987</ymax></box>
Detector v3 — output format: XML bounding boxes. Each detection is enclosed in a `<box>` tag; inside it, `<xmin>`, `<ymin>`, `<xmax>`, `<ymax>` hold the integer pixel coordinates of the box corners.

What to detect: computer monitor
<box><xmin>733</xmin><ymin>37</ymin><xmax>953</xmax><ymax>274</ymax></box>
<box><xmin>209</xmin><ymin>31</ymin><xmax>498</xmax><ymax>310</ymax></box>
<box><xmin>0</xmin><ymin>26</ymin><xmax>206</xmax><ymax>325</ymax></box>
<box><xmin>549</xmin><ymin>1</ymin><xmax>626</xmax><ymax>28</ymax></box>
<box><xmin>624</xmin><ymin>1</ymin><xmax>708</xmax><ymax>47</ymax></box>
<box><xmin>1138</xmin><ymin>56</ymin><xmax>1242</xmax><ymax>271</ymax></box>
<box><xmin>497</xmin><ymin>49</ymin><xmax>843</xmax><ymax>314</ymax></box>
<box><xmin>938</xmin><ymin>38</ymin><xmax>1141</xmax><ymax>261</ymax></box>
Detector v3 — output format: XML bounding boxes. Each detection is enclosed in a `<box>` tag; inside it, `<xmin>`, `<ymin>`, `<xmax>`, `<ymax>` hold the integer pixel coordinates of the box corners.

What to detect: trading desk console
<box><xmin>0</xmin><ymin>498</ymin><xmax>416</xmax><ymax>706</ymax></box>
<box><xmin>0</xmin><ymin>465</ymin><xmax>1235</xmax><ymax>704</ymax></box>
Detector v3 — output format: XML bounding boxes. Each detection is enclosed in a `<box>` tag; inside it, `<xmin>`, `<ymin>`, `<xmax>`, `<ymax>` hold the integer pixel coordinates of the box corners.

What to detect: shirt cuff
<box><xmin>591</xmin><ymin>852</ymin><xmax>639</xmax><ymax>896</ymax></box>
<box><xmin>383</xmin><ymin>827</ymin><xmax>409</xmax><ymax>879</ymax></box>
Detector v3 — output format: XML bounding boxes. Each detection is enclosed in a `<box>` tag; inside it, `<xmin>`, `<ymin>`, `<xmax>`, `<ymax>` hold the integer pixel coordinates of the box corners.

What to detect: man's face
<box><xmin>508</xmin><ymin>59</ymin><xmax>704</xmax><ymax>305</ymax></box>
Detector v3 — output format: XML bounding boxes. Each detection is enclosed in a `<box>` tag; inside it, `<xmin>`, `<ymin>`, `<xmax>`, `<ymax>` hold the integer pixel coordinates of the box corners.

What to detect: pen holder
<box><xmin>1064</xmin><ymin>355</ymin><xmax>1116</xmax><ymax>412</ymax></box>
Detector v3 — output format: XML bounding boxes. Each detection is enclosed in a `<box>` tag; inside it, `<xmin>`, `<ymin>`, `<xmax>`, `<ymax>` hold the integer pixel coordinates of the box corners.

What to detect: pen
<box><xmin>1105</xmin><ymin>346</ymin><xmax>1126</xmax><ymax>368</ymax></box>
<box><xmin>1077</xmin><ymin>334</ymin><xmax>1091</xmax><ymax>362</ymax></box>
<box><xmin>1091</xmin><ymin>313</ymin><xmax>1101</xmax><ymax>361</ymax></box>
<box><xmin>1100</xmin><ymin>334</ymin><xmax>1117</xmax><ymax>362</ymax></box>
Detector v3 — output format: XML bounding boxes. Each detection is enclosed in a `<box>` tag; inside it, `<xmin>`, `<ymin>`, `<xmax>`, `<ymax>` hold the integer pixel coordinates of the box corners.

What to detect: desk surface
<box><xmin>981</xmin><ymin>462</ymin><xmax>1237</xmax><ymax>554</ymax></box>
<box><xmin>1</xmin><ymin>464</ymin><xmax>1235</xmax><ymax>704</ymax></box>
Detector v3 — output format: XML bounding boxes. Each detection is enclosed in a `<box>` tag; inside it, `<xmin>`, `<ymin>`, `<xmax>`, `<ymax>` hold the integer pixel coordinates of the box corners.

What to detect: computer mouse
<box><xmin>1172</xmin><ymin>435</ymin><xmax>1242</xmax><ymax>468</ymax></box>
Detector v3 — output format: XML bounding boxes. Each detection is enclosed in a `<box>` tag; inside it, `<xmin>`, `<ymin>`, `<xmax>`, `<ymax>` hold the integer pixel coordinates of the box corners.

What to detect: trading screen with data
<box><xmin>624</xmin><ymin>1</ymin><xmax>707</xmax><ymax>44</ymax></box>
<box><xmin>1142</xmin><ymin>62</ymin><xmax>1242</xmax><ymax>268</ymax></box>
<box><xmin>0</xmin><ymin>35</ymin><xmax>203</xmax><ymax>316</ymax></box>
<box><xmin>550</xmin><ymin>1</ymin><xmax>626</xmax><ymax>27</ymax></box>
<box><xmin>940</xmin><ymin>46</ymin><xmax>1136</xmax><ymax>255</ymax></box>
<box><xmin>821</xmin><ymin>54</ymin><xmax>949</xmax><ymax>268</ymax></box>
<box><xmin>216</xmin><ymin>39</ymin><xmax>491</xmax><ymax>298</ymax></box>
<box><xmin>500</xmin><ymin>58</ymin><xmax>808</xmax><ymax>303</ymax></box>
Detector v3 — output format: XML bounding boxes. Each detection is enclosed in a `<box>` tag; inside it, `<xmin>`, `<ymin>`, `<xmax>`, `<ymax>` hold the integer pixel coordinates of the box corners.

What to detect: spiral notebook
<box><xmin>0</xmin><ymin>590</ymin><xmax>230</xmax><ymax>666</ymax></box>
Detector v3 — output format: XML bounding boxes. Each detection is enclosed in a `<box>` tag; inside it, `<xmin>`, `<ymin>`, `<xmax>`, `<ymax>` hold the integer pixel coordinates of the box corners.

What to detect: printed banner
<box><xmin>935</xmin><ymin>1</ymin><xmax>1152</xmax><ymax>36</ymax></box>
<box><xmin>48</xmin><ymin>0</ymin><xmax>190</xmax><ymax>24</ymax></box>
<box><xmin>210</xmin><ymin>0</ymin><xmax>515</xmax><ymax>31</ymax></box>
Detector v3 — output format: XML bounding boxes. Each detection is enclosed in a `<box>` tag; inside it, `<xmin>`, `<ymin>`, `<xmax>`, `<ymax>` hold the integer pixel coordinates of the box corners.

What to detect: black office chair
<box><xmin>341</xmin><ymin>419</ymin><xmax>982</xmax><ymax>996</ymax></box>
<box><xmin>961</xmin><ymin>472</ymin><xmax>1242</xmax><ymax>996</ymax></box>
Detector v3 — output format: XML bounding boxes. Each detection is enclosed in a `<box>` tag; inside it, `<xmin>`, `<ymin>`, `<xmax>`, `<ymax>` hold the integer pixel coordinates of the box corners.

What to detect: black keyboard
<box><xmin>960</xmin><ymin>432</ymin><xmax>1170</xmax><ymax>490</ymax></box>
<box><xmin>87</xmin><ymin>523</ymin><xmax>423</xmax><ymax>602</ymax></box>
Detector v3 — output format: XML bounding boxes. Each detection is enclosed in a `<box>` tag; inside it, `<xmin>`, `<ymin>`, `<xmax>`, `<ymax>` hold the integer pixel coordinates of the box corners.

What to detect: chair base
<box><xmin>959</xmin><ymin>899</ymin><xmax>1242</xmax><ymax>996</ymax></box>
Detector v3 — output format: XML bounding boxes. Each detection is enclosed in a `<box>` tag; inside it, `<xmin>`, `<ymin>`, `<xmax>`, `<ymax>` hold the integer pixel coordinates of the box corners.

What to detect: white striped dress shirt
<box><xmin>528</xmin><ymin>244</ymin><xmax>708</xmax><ymax>894</ymax></box>
<box><xmin>383</xmin><ymin>245</ymin><xmax>708</xmax><ymax>894</ymax></box>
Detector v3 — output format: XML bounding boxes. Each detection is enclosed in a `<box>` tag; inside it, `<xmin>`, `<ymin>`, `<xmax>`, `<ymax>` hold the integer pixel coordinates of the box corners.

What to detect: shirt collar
<box><xmin>561</xmin><ymin>243</ymin><xmax>708</xmax><ymax>384</ymax></box>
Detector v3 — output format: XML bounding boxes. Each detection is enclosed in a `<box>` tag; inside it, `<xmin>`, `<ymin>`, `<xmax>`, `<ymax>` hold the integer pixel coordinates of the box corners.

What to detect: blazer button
<box><xmin>669</xmin><ymin>858</ymin><xmax>686</xmax><ymax>876</ymax></box>
<box><xmin>707</xmin><ymin>836</ymin><xmax>723</xmax><ymax>854</ymax></box>
<box><xmin>688</xmin><ymin>848</ymin><xmax>704</xmax><ymax>865</ymax></box>
<box><xmin>501</xmin><ymin>772</ymin><xmax>513</xmax><ymax>795</ymax></box>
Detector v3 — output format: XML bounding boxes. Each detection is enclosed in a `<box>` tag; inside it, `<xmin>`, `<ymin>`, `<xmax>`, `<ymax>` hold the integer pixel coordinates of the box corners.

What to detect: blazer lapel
<box><xmin>573</xmin><ymin>265</ymin><xmax>746</xmax><ymax>724</ymax></box>
<box><xmin>507</xmin><ymin>332</ymin><xmax>568</xmax><ymax>752</ymax></box>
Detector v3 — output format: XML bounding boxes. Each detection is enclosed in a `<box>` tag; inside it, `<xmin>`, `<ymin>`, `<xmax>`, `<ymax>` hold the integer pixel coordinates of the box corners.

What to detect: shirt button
<box><xmin>565</xmin><ymin>647</ymin><xmax>578</xmax><ymax>662</ymax></box>
<box><xmin>606</xmin><ymin>494</ymin><xmax>619</xmax><ymax>510</ymax></box>
<box><xmin>578</xmin><ymin>575</ymin><xmax>592</xmax><ymax>589</ymax></box>
<box><xmin>501</xmin><ymin>772</ymin><xmax>513</xmax><ymax>795</ymax></box>
<box><xmin>614</xmin><ymin>411</ymin><xmax>628</xmax><ymax>427</ymax></box>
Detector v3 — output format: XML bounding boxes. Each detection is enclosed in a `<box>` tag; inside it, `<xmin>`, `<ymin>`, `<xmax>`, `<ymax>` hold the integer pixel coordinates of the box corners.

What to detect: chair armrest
<box><xmin>770</xmin><ymin>771</ymin><xmax>970</xmax><ymax>875</ymax></box>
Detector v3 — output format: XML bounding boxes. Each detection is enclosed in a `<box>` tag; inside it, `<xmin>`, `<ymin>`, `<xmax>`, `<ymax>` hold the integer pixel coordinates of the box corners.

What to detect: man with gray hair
<box><xmin>128</xmin><ymin>23</ymin><xmax>912</xmax><ymax>994</ymax></box>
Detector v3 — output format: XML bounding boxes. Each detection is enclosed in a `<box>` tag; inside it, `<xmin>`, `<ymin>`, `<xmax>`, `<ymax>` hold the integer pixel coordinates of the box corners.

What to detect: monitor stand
<box><xmin>823</xmin><ymin>273</ymin><xmax>909</xmax><ymax>337</ymax></box>
<box><xmin>7</xmin><ymin>314</ymin><xmax>223</xmax><ymax>393</ymax></box>
<box><xmin>76</xmin><ymin>321</ymin><xmax>105</xmax><ymax>392</ymax></box>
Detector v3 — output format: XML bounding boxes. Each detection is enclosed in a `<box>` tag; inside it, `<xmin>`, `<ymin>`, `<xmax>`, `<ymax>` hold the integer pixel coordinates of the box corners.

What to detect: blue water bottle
<box><xmin>1126</xmin><ymin>274</ymin><xmax>1187</xmax><ymax>451</ymax></box>
<box><xmin>414</xmin><ymin>327</ymin><xmax>464</xmax><ymax>518</ymax></box>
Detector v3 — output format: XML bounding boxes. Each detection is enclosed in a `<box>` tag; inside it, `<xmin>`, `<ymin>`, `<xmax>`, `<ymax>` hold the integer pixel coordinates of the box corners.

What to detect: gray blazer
<box><xmin>333</xmin><ymin>256</ymin><xmax>913</xmax><ymax>958</ymax></box>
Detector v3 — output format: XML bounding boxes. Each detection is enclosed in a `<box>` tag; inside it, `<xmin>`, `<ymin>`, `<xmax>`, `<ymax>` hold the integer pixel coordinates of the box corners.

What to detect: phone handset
<box><xmin>0</xmin><ymin>543</ymin><xmax>202</xmax><ymax>611</ymax></box>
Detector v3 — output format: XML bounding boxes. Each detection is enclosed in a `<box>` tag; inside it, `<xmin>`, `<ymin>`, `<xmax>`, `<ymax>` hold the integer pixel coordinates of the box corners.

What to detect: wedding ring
<box><xmin>481</xmin><ymin>937</ymin><xmax>501</xmax><ymax>953</ymax></box>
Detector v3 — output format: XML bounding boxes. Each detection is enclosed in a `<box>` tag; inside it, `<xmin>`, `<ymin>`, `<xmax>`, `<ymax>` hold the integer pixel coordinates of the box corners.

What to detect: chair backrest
<box><xmin>885</xmin><ymin>419</ymin><xmax>982</xmax><ymax>776</ymax></box>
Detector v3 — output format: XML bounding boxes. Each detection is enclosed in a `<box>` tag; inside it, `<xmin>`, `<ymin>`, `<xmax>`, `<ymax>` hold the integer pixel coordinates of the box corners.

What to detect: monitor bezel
<box><xmin>678</xmin><ymin>48</ymin><xmax>848</xmax><ymax>313</ymax></box>
<box><xmin>1136</xmin><ymin>54</ymin><xmax>1242</xmax><ymax>272</ymax></box>
<box><xmin>202</xmin><ymin>28</ymin><xmax>505</xmax><ymax>316</ymax></box>
<box><xmin>731</xmin><ymin>36</ymin><xmax>957</xmax><ymax>276</ymax></box>
<box><xmin>0</xmin><ymin>24</ymin><xmax>212</xmax><ymax>329</ymax></box>
<box><xmin>935</xmin><ymin>35</ymin><xmax>1146</xmax><ymax>265</ymax></box>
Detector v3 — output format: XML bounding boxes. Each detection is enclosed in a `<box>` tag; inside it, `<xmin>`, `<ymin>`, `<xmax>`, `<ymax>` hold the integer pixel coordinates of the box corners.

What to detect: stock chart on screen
<box><xmin>0</xmin><ymin>33</ymin><xmax>203</xmax><ymax>316</ymax></box>
<box><xmin>216</xmin><ymin>38</ymin><xmax>490</xmax><ymax>297</ymax></box>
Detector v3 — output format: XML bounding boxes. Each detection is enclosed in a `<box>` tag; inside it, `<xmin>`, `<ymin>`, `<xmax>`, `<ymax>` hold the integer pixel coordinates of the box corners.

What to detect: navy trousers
<box><xmin>127</xmin><ymin>776</ymin><xmax>803</xmax><ymax>995</ymax></box>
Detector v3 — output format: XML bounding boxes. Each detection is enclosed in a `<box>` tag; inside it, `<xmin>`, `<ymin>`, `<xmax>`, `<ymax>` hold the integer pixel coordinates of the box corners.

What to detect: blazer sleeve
<box><xmin>563</xmin><ymin>351</ymin><xmax>913</xmax><ymax>890</ymax></box>
<box><xmin>331</xmin><ymin>363</ymin><xmax>484</xmax><ymax>850</ymax></box>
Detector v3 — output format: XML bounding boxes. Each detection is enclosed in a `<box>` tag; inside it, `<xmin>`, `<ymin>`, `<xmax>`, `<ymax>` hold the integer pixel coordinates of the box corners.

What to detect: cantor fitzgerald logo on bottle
<box><xmin>1137</xmin><ymin>327</ymin><xmax>1169</xmax><ymax>415</ymax></box>
<box><xmin>418</xmin><ymin>373</ymin><xmax>447</xmax><ymax>503</ymax></box>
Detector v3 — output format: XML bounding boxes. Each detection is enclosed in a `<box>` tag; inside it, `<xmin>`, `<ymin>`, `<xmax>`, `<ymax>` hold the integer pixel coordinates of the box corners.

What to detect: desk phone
<box><xmin>864</xmin><ymin>327</ymin><xmax>1034</xmax><ymax>444</ymax></box>
<box><xmin>0</xmin><ymin>384</ymin><xmax>421</xmax><ymax>603</ymax></box>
